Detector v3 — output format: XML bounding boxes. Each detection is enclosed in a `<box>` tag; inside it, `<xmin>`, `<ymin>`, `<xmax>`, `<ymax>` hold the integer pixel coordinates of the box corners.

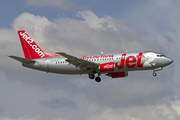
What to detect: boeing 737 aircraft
<box><xmin>9</xmin><ymin>30</ymin><xmax>173</xmax><ymax>82</ymax></box>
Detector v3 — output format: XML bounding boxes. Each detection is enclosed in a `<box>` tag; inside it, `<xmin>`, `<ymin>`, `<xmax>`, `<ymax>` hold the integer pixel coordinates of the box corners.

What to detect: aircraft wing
<box><xmin>56</xmin><ymin>52</ymin><xmax>99</xmax><ymax>71</ymax></box>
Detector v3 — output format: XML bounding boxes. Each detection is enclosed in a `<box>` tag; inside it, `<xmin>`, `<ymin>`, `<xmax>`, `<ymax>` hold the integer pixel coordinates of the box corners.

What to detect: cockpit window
<box><xmin>157</xmin><ymin>54</ymin><xmax>165</xmax><ymax>57</ymax></box>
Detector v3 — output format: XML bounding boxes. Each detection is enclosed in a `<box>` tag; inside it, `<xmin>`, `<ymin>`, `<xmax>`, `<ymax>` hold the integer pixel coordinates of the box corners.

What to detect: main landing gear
<box><xmin>89</xmin><ymin>74</ymin><xmax>101</xmax><ymax>82</ymax></box>
<box><xmin>95</xmin><ymin>76</ymin><xmax>101</xmax><ymax>82</ymax></box>
<box><xmin>89</xmin><ymin>74</ymin><xmax>95</xmax><ymax>79</ymax></box>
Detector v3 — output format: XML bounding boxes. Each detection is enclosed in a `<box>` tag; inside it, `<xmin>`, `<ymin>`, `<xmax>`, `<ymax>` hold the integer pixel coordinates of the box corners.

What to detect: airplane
<box><xmin>9</xmin><ymin>30</ymin><xmax>173</xmax><ymax>82</ymax></box>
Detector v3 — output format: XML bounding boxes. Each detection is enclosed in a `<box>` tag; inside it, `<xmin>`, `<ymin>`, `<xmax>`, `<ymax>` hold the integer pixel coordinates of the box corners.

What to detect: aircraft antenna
<box><xmin>101</xmin><ymin>51</ymin><xmax>103</xmax><ymax>54</ymax></box>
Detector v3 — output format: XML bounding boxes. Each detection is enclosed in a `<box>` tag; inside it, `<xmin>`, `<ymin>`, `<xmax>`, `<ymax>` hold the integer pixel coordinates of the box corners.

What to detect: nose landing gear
<box><xmin>152</xmin><ymin>67</ymin><xmax>162</xmax><ymax>77</ymax></box>
<box><xmin>153</xmin><ymin>72</ymin><xmax>157</xmax><ymax>76</ymax></box>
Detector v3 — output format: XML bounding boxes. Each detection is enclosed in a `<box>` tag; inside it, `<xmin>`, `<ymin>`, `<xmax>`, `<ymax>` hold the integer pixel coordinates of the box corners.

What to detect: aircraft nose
<box><xmin>166</xmin><ymin>57</ymin><xmax>174</xmax><ymax>65</ymax></box>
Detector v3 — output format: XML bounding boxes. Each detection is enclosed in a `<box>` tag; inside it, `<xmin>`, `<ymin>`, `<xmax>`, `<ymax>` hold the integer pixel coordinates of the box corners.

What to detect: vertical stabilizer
<box><xmin>18</xmin><ymin>30</ymin><xmax>59</xmax><ymax>59</ymax></box>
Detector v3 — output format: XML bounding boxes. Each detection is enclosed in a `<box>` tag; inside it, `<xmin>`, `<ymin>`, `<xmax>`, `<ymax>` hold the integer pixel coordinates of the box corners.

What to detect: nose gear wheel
<box><xmin>153</xmin><ymin>72</ymin><xmax>157</xmax><ymax>76</ymax></box>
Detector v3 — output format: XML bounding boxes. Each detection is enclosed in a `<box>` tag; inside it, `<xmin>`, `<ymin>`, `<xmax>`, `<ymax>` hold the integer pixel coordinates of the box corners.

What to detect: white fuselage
<box><xmin>22</xmin><ymin>51</ymin><xmax>173</xmax><ymax>75</ymax></box>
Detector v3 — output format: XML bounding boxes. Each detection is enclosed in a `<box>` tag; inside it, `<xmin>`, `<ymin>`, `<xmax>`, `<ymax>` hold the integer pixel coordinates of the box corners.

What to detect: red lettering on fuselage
<box><xmin>137</xmin><ymin>53</ymin><xmax>144</xmax><ymax>67</ymax></box>
<box><xmin>79</xmin><ymin>54</ymin><xmax>114</xmax><ymax>60</ymax></box>
<box><xmin>117</xmin><ymin>53</ymin><xmax>126</xmax><ymax>69</ymax></box>
<box><xmin>126</xmin><ymin>56</ymin><xmax>136</xmax><ymax>68</ymax></box>
<box><xmin>117</xmin><ymin>52</ymin><xmax>144</xmax><ymax>69</ymax></box>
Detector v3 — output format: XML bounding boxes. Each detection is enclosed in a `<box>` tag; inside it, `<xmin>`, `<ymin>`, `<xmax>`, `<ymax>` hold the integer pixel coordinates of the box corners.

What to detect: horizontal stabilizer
<box><xmin>8</xmin><ymin>55</ymin><xmax>35</xmax><ymax>63</ymax></box>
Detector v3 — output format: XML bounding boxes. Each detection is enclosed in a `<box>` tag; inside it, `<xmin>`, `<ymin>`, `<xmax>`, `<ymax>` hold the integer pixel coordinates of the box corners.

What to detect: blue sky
<box><xmin>0</xmin><ymin>0</ymin><xmax>180</xmax><ymax>120</ymax></box>
<box><xmin>0</xmin><ymin>0</ymin><xmax>147</xmax><ymax>28</ymax></box>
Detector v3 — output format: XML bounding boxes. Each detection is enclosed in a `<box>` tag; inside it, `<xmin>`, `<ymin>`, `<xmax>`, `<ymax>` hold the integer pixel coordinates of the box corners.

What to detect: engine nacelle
<box><xmin>99</xmin><ymin>62</ymin><xmax>117</xmax><ymax>72</ymax></box>
<box><xmin>107</xmin><ymin>72</ymin><xmax>128</xmax><ymax>78</ymax></box>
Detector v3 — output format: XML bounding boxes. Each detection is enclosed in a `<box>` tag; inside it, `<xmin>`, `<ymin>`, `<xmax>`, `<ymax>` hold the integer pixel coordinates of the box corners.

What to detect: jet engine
<box><xmin>106</xmin><ymin>71</ymin><xmax>128</xmax><ymax>78</ymax></box>
<box><xmin>99</xmin><ymin>62</ymin><xmax>117</xmax><ymax>72</ymax></box>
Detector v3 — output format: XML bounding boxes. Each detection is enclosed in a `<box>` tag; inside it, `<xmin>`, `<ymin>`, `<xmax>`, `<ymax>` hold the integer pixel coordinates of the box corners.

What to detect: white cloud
<box><xmin>77</xmin><ymin>10</ymin><xmax>117</xmax><ymax>31</ymax></box>
<box><xmin>125</xmin><ymin>0</ymin><xmax>180</xmax><ymax>98</ymax></box>
<box><xmin>26</xmin><ymin>0</ymin><xmax>72</xmax><ymax>10</ymax></box>
<box><xmin>13</xmin><ymin>12</ymin><xmax>55</xmax><ymax>43</ymax></box>
<box><xmin>0</xmin><ymin>70</ymin><xmax>75</xmax><ymax>120</ymax></box>
<box><xmin>0</xmin><ymin>115</ymin><xmax>42</xmax><ymax>120</ymax></box>
<box><xmin>0</xmin><ymin>115</ymin><xmax>66</xmax><ymax>120</ymax></box>
<box><xmin>53</xmin><ymin>118</ymin><xmax>66</xmax><ymax>120</ymax></box>
<box><xmin>40</xmin><ymin>98</ymin><xmax>78</xmax><ymax>109</ymax></box>
<box><xmin>87</xmin><ymin>110</ymin><xmax>141</xmax><ymax>120</ymax></box>
<box><xmin>86</xmin><ymin>99</ymin><xmax>180</xmax><ymax>120</ymax></box>
<box><xmin>125</xmin><ymin>0</ymin><xmax>180</xmax><ymax>51</ymax></box>
<box><xmin>10</xmin><ymin>11</ymin><xmax>160</xmax><ymax>56</ymax></box>
<box><xmin>13</xmin><ymin>12</ymin><xmax>53</xmax><ymax>31</ymax></box>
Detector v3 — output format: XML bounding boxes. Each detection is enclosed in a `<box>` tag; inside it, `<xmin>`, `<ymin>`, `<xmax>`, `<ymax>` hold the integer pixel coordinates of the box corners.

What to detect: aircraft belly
<box><xmin>114</xmin><ymin>65</ymin><xmax>154</xmax><ymax>72</ymax></box>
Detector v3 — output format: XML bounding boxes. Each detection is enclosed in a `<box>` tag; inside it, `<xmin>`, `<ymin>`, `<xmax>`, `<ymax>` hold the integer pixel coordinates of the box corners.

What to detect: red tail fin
<box><xmin>18</xmin><ymin>30</ymin><xmax>59</xmax><ymax>59</ymax></box>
